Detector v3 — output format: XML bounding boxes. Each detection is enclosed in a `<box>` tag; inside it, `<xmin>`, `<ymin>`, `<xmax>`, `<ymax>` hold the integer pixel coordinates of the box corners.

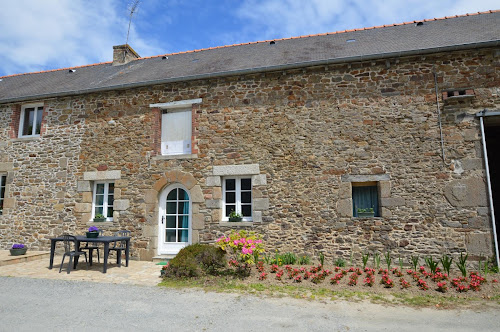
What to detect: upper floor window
<box><xmin>222</xmin><ymin>177</ymin><xmax>252</xmax><ymax>221</ymax></box>
<box><xmin>161</xmin><ymin>108</ymin><xmax>191</xmax><ymax>155</ymax></box>
<box><xmin>0</xmin><ymin>175</ymin><xmax>6</xmax><ymax>215</ymax></box>
<box><xmin>93</xmin><ymin>182</ymin><xmax>114</xmax><ymax>221</ymax></box>
<box><xmin>19</xmin><ymin>104</ymin><xmax>43</xmax><ymax>137</ymax></box>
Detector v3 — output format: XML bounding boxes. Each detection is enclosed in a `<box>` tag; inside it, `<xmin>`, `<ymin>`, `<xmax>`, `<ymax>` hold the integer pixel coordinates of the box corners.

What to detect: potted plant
<box><xmin>10</xmin><ymin>243</ymin><xmax>27</xmax><ymax>256</ymax></box>
<box><xmin>86</xmin><ymin>226</ymin><xmax>100</xmax><ymax>238</ymax></box>
<box><xmin>357</xmin><ymin>207</ymin><xmax>375</xmax><ymax>218</ymax></box>
<box><xmin>93</xmin><ymin>213</ymin><xmax>106</xmax><ymax>222</ymax></box>
<box><xmin>228</xmin><ymin>211</ymin><xmax>243</xmax><ymax>222</ymax></box>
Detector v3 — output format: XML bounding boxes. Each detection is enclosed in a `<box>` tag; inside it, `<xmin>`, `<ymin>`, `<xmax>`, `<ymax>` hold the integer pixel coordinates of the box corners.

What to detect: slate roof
<box><xmin>0</xmin><ymin>10</ymin><xmax>499</xmax><ymax>104</ymax></box>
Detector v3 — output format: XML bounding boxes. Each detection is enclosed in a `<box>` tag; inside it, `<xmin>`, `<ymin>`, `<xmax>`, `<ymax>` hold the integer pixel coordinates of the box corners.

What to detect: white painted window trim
<box><xmin>92</xmin><ymin>181</ymin><xmax>114</xmax><ymax>221</ymax></box>
<box><xmin>222</xmin><ymin>176</ymin><xmax>253</xmax><ymax>222</ymax></box>
<box><xmin>19</xmin><ymin>103</ymin><xmax>43</xmax><ymax>138</ymax></box>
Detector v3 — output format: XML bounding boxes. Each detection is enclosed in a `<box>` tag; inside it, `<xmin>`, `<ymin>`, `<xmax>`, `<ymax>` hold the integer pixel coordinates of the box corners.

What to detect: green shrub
<box><xmin>334</xmin><ymin>258</ymin><xmax>346</xmax><ymax>267</ymax></box>
<box><xmin>163</xmin><ymin>244</ymin><xmax>226</xmax><ymax>278</ymax></box>
<box><xmin>280</xmin><ymin>252</ymin><xmax>297</xmax><ymax>265</ymax></box>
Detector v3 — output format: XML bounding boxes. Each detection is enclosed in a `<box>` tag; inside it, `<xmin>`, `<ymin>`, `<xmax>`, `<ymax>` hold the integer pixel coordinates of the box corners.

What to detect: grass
<box><xmin>158</xmin><ymin>275</ymin><xmax>499</xmax><ymax>309</ymax></box>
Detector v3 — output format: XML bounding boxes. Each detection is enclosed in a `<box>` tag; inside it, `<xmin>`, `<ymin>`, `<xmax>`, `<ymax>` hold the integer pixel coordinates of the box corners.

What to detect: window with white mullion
<box><xmin>19</xmin><ymin>104</ymin><xmax>43</xmax><ymax>137</ymax></box>
<box><xmin>93</xmin><ymin>182</ymin><xmax>114</xmax><ymax>220</ymax></box>
<box><xmin>223</xmin><ymin>177</ymin><xmax>252</xmax><ymax>221</ymax></box>
<box><xmin>165</xmin><ymin>188</ymin><xmax>190</xmax><ymax>243</ymax></box>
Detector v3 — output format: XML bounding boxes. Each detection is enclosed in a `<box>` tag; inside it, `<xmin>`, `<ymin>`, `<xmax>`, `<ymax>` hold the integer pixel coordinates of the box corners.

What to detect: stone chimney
<box><xmin>112</xmin><ymin>44</ymin><xmax>140</xmax><ymax>66</ymax></box>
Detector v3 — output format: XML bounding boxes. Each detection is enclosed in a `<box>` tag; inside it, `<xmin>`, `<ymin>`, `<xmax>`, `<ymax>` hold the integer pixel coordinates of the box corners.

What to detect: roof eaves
<box><xmin>1</xmin><ymin>39</ymin><xmax>498</xmax><ymax>105</ymax></box>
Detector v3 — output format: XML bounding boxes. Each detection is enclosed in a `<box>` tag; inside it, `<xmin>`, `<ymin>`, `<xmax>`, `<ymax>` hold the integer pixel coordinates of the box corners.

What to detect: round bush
<box><xmin>164</xmin><ymin>244</ymin><xmax>226</xmax><ymax>278</ymax></box>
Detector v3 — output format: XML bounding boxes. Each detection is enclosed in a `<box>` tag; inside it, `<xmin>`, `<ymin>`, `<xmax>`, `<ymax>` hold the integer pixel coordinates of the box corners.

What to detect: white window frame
<box><xmin>0</xmin><ymin>175</ymin><xmax>6</xmax><ymax>215</ymax></box>
<box><xmin>222</xmin><ymin>176</ymin><xmax>252</xmax><ymax>222</ymax></box>
<box><xmin>92</xmin><ymin>182</ymin><xmax>114</xmax><ymax>221</ymax></box>
<box><xmin>19</xmin><ymin>103</ymin><xmax>43</xmax><ymax>138</ymax></box>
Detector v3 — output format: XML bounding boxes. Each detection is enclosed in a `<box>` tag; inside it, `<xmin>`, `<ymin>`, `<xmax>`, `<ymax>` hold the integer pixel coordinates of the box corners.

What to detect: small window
<box><xmin>222</xmin><ymin>177</ymin><xmax>252</xmax><ymax>221</ymax></box>
<box><xmin>19</xmin><ymin>104</ymin><xmax>43</xmax><ymax>137</ymax></box>
<box><xmin>352</xmin><ymin>182</ymin><xmax>379</xmax><ymax>217</ymax></box>
<box><xmin>93</xmin><ymin>182</ymin><xmax>114</xmax><ymax>220</ymax></box>
<box><xmin>161</xmin><ymin>108</ymin><xmax>191</xmax><ymax>155</ymax></box>
<box><xmin>0</xmin><ymin>175</ymin><xmax>6</xmax><ymax>215</ymax></box>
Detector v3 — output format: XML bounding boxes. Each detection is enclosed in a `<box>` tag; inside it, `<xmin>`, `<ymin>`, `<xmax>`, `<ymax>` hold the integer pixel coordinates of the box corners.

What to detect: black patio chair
<box><xmin>59</xmin><ymin>234</ymin><xmax>89</xmax><ymax>274</ymax></box>
<box><xmin>81</xmin><ymin>229</ymin><xmax>104</xmax><ymax>263</ymax></box>
<box><xmin>109</xmin><ymin>230</ymin><xmax>131</xmax><ymax>267</ymax></box>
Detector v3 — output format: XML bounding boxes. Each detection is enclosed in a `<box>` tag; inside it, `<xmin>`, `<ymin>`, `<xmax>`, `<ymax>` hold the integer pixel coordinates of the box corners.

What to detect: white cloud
<box><xmin>0</xmin><ymin>0</ymin><xmax>162</xmax><ymax>76</ymax></box>
<box><xmin>235</xmin><ymin>0</ymin><xmax>498</xmax><ymax>40</ymax></box>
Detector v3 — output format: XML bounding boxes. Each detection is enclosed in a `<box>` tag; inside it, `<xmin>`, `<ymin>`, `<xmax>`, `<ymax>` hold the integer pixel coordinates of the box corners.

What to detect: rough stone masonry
<box><xmin>0</xmin><ymin>46</ymin><xmax>499</xmax><ymax>264</ymax></box>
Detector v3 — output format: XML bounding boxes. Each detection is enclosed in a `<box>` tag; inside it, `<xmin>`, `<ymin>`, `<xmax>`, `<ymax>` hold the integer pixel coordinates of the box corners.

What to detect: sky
<box><xmin>0</xmin><ymin>0</ymin><xmax>497</xmax><ymax>77</ymax></box>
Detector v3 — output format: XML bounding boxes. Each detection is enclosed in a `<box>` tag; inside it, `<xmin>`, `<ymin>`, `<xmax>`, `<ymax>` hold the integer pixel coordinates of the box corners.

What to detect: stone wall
<box><xmin>0</xmin><ymin>46</ymin><xmax>499</xmax><ymax>263</ymax></box>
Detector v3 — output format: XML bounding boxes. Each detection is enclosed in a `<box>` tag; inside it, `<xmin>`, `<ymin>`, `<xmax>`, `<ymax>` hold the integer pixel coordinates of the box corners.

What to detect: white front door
<box><xmin>158</xmin><ymin>184</ymin><xmax>191</xmax><ymax>255</ymax></box>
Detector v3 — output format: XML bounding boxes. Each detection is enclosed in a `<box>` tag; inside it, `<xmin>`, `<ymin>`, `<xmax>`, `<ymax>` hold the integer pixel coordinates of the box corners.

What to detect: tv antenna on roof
<box><xmin>126</xmin><ymin>0</ymin><xmax>140</xmax><ymax>45</ymax></box>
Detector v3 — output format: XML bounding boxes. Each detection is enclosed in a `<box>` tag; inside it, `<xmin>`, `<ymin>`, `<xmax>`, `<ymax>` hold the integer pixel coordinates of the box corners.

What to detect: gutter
<box><xmin>0</xmin><ymin>40</ymin><xmax>499</xmax><ymax>105</ymax></box>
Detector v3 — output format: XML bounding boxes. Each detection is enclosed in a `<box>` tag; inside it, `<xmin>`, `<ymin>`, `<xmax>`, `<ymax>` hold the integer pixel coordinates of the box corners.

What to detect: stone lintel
<box><xmin>341</xmin><ymin>174</ymin><xmax>390</xmax><ymax>182</ymax></box>
<box><xmin>83</xmin><ymin>170</ymin><xmax>121</xmax><ymax>181</ymax></box>
<box><xmin>150</xmin><ymin>98</ymin><xmax>202</xmax><ymax>109</ymax></box>
<box><xmin>213</xmin><ymin>164</ymin><xmax>260</xmax><ymax>176</ymax></box>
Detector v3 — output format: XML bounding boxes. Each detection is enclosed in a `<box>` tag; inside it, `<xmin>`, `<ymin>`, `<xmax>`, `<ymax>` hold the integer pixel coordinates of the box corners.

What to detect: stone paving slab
<box><xmin>0</xmin><ymin>254</ymin><xmax>163</xmax><ymax>287</ymax></box>
<box><xmin>0</xmin><ymin>250</ymin><xmax>50</xmax><ymax>267</ymax></box>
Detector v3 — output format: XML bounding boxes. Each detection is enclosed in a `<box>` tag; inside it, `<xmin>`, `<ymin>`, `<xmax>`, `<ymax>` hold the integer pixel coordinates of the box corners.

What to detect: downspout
<box><xmin>433</xmin><ymin>71</ymin><xmax>446</xmax><ymax>164</ymax></box>
<box><xmin>477</xmin><ymin>111</ymin><xmax>500</xmax><ymax>269</ymax></box>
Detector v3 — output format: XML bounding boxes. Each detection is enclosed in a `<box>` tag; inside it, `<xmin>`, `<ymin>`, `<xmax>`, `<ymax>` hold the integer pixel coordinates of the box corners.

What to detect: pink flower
<box><xmin>233</xmin><ymin>240</ymin><xmax>239</xmax><ymax>245</ymax></box>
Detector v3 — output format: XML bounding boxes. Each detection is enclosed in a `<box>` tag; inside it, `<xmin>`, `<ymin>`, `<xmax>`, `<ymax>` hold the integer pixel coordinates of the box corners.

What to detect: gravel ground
<box><xmin>1</xmin><ymin>277</ymin><xmax>499</xmax><ymax>332</ymax></box>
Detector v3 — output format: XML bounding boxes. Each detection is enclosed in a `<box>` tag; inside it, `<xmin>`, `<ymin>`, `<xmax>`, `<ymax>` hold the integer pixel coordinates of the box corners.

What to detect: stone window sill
<box><xmin>219</xmin><ymin>221</ymin><xmax>254</xmax><ymax>227</ymax></box>
<box><xmin>11</xmin><ymin>136</ymin><xmax>41</xmax><ymax>142</ymax></box>
<box><xmin>86</xmin><ymin>221</ymin><xmax>114</xmax><ymax>227</ymax></box>
<box><xmin>153</xmin><ymin>154</ymin><xmax>198</xmax><ymax>161</ymax></box>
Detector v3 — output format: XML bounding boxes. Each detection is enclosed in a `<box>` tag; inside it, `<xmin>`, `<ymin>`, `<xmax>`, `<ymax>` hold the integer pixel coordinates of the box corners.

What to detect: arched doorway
<box><xmin>158</xmin><ymin>184</ymin><xmax>192</xmax><ymax>254</ymax></box>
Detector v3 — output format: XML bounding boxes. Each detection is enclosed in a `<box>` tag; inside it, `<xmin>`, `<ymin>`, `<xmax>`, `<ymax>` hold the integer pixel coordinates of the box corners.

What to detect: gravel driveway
<box><xmin>1</xmin><ymin>277</ymin><xmax>499</xmax><ymax>331</ymax></box>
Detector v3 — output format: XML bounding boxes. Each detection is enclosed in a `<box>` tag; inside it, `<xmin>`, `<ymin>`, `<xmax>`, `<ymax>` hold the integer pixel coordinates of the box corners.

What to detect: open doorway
<box><xmin>484</xmin><ymin>120</ymin><xmax>500</xmax><ymax>254</ymax></box>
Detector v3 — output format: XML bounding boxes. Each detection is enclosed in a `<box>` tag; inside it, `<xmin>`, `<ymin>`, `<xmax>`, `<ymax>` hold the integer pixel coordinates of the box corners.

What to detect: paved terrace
<box><xmin>0</xmin><ymin>251</ymin><xmax>162</xmax><ymax>286</ymax></box>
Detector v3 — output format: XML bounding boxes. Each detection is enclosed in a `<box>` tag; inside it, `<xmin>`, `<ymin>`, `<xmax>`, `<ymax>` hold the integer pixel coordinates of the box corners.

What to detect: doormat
<box><xmin>156</xmin><ymin>261</ymin><xmax>169</xmax><ymax>265</ymax></box>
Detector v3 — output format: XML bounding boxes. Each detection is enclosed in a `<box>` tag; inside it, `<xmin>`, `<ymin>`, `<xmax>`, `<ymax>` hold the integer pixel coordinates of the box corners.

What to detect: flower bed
<box><xmin>233</xmin><ymin>263</ymin><xmax>500</xmax><ymax>299</ymax></box>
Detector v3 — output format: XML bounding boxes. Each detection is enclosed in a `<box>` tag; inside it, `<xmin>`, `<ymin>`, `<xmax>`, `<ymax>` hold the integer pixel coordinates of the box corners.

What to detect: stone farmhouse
<box><xmin>0</xmin><ymin>11</ymin><xmax>499</xmax><ymax>264</ymax></box>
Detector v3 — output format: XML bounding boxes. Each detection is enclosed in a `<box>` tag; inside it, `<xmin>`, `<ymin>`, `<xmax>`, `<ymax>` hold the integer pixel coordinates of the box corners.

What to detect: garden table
<box><xmin>48</xmin><ymin>235</ymin><xmax>130</xmax><ymax>273</ymax></box>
